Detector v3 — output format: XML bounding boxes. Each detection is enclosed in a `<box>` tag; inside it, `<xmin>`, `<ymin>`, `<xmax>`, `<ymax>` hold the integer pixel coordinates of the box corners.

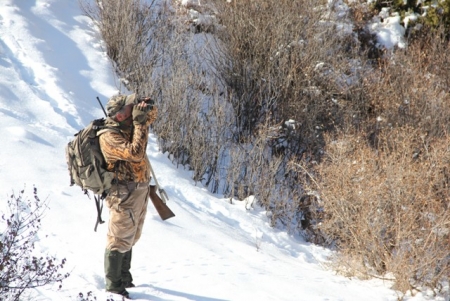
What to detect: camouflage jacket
<box><xmin>99</xmin><ymin>108</ymin><xmax>158</xmax><ymax>183</ymax></box>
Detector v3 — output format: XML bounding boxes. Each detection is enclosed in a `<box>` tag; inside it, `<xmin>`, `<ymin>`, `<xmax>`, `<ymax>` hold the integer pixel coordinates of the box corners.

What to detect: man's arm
<box><xmin>99</xmin><ymin>106</ymin><xmax>157</xmax><ymax>162</ymax></box>
<box><xmin>99</xmin><ymin>125</ymin><xmax>149</xmax><ymax>163</ymax></box>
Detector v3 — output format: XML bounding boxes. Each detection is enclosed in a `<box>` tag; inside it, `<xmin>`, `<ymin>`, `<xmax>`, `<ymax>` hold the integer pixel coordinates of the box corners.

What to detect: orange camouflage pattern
<box><xmin>99</xmin><ymin>108</ymin><xmax>158</xmax><ymax>183</ymax></box>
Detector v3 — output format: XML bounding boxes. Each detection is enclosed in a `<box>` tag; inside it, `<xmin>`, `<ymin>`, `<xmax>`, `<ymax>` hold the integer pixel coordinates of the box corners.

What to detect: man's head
<box><xmin>106</xmin><ymin>94</ymin><xmax>136</xmax><ymax>117</ymax></box>
<box><xmin>106</xmin><ymin>93</ymin><xmax>137</xmax><ymax>123</ymax></box>
<box><xmin>106</xmin><ymin>93</ymin><xmax>154</xmax><ymax>126</ymax></box>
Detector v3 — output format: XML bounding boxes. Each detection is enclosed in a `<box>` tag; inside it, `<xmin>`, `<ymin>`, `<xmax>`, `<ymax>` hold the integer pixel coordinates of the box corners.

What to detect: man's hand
<box><xmin>132</xmin><ymin>102</ymin><xmax>148</xmax><ymax>125</ymax></box>
<box><xmin>140</xmin><ymin>97</ymin><xmax>154</xmax><ymax>108</ymax></box>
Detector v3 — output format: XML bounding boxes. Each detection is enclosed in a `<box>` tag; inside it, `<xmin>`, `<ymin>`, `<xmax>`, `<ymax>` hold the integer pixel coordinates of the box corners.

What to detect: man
<box><xmin>99</xmin><ymin>93</ymin><xmax>157</xmax><ymax>298</ymax></box>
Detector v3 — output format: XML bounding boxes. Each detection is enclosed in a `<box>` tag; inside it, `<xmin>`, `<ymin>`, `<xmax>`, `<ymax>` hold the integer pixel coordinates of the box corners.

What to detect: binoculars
<box><xmin>136</xmin><ymin>97</ymin><xmax>155</xmax><ymax>110</ymax></box>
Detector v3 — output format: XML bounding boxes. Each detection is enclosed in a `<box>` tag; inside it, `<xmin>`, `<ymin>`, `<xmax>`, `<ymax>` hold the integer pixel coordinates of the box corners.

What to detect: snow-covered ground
<box><xmin>0</xmin><ymin>1</ymin><xmax>447</xmax><ymax>300</ymax></box>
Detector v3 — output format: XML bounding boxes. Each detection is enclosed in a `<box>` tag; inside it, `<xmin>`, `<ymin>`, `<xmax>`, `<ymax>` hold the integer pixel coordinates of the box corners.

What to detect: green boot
<box><xmin>104</xmin><ymin>249</ymin><xmax>128</xmax><ymax>296</ymax></box>
<box><xmin>122</xmin><ymin>248</ymin><xmax>134</xmax><ymax>288</ymax></box>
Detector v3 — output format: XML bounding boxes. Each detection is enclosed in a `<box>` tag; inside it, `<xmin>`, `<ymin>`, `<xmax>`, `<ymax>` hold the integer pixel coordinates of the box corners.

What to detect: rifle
<box><xmin>96</xmin><ymin>96</ymin><xmax>175</xmax><ymax>221</ymax></box>
<box><xmin>148</xmin><ymin>159</ymin><xmax>175</xmax><ymax>220</ymax></box>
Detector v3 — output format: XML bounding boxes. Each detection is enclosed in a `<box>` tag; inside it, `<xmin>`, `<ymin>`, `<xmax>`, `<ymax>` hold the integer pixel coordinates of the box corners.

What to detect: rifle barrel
<box><xmin>96</xmin><ymin>96</ymin><xmax>107</xmax><ymax>117</ymax></box>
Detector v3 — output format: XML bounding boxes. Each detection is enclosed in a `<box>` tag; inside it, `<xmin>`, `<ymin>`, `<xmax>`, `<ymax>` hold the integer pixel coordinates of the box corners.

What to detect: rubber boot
<box><xmin>122</xmin><ymin>248</ymin><xmax>134</xmax><ymax>288</ymax></box>
<box><xmin>104</xmin><ymin>249</ymin><xmax>128</xmax><ymax>296</ymax></box>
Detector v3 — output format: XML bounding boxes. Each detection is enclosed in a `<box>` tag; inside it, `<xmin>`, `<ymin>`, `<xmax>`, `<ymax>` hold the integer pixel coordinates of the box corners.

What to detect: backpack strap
<box><xmin>97</xmin><ymin>126</ymin><xmax>121</xmax><ymax>136</ymax></box>
<box><xmin>94</xmin><ymin>195</ymin><xmax>105</xmax><ymax>232</ymax></box>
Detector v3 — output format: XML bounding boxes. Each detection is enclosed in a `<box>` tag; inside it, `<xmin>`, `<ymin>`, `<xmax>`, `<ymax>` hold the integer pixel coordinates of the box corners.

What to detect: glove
<box><xmin>132</xmin><ymin>105</ymin><xmax>148</xmax><ymax>125</ymax></box>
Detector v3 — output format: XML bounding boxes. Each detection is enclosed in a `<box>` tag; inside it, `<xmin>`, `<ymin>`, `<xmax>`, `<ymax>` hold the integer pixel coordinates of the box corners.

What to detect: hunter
<box><xmin>99</xmin><ymin>93</ymin><xmax>157</xmax><ymax>298</ymax></box>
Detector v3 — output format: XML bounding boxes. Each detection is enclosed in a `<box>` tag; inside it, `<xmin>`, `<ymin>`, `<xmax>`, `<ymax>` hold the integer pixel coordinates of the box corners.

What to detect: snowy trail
<box><xmin>0</xmin><ymin>1</ymin><xmax>443</xmax><ymax>301</ymax></box>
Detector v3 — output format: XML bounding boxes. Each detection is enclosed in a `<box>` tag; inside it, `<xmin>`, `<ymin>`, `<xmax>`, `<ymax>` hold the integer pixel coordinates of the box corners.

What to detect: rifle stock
<box><xmin>149</xmin><ymin>185</ymin><xmax>175</xmax><ymax>220</ymax></box>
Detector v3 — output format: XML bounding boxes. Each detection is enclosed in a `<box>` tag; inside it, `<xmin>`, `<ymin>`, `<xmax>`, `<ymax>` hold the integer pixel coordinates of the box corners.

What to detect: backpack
<box><xmin>65</xmin><ymin>118</ymin><xmax>119</xmax><ymax>231</ymax></box>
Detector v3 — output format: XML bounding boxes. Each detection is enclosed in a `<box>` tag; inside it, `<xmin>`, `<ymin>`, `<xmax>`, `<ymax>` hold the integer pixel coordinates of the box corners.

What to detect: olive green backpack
<box><xmin>65</xmin><ymin>118</ymin><xmax>119</xmax><ymax>230</ymax></box>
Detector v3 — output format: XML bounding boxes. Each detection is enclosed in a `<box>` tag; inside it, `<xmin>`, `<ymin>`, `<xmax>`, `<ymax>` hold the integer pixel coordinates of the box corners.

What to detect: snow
<box><xmin>0</xmin><ymin>1</ymin><xmax>446</xmax><ymax>301</ymax></box>
<box><xmin>329</xmin><ymin>0</ymin><xmax>414</xmax><ymax>50</ymax></box>
<box><xmin>370</xmin><ymin>13</ymin><xmax>406</xmax><ymax>49</ymax></box>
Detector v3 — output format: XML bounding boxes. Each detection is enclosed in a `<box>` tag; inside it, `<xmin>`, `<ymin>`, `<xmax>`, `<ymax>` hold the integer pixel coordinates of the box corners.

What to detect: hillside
<box><xmin>0</xmin><ymin>1</ymin><xmax>446</xmax><ymax>301</ymax></box>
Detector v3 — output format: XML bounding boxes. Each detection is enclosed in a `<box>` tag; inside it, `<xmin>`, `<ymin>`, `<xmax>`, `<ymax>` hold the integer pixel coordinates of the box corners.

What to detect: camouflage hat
<box><xmin>106</xmin><ymin>93</ymin><xmax>136</xmax><ymax>117</ymax></box>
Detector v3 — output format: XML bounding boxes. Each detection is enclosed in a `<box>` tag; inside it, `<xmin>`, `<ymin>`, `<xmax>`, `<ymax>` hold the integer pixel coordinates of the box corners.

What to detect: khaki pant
<box><xmin>105</xmin><ymin>184</ymin><xmax>149</xmax><ymax>253</ymax></box>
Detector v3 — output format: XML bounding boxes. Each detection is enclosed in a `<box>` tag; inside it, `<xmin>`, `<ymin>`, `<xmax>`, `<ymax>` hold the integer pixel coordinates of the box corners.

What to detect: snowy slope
<box><xmin>0</xmin><ymin>1</ymin><xmax>445</xmax><ymax>301</ymax></box>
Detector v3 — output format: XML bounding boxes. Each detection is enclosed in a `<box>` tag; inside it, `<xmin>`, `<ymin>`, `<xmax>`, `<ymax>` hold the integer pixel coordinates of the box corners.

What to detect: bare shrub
<box><xmin>296</xmin><ymin>128</ymin><xmax>450</xmax><ymax>294</ymax></box>
<box><xmin>0</xmin><ymin>187</ymin><xmax>70</xmax><ymax>300</ymax></box>
<box><xmin>80</xmin><ymin>0</ymin><xmax>169</xmax><ymax>96</ymax></box>
<box><xmin>362</xmin><ymin>26</ymin><xmax>450</xmax><ymax>142</ymax></box>
<box><xmin>150</xmin><ymin>36</ymin><xmax>234</xmax><ymax>193</ymax></box>
<box><xmin>288</xmin><ymin>18</ymin><xmax>450</xmax><ymax>297</ymax></box>
<box><xmin>224</xmin><ymin>117</ymin><xmax>305</xmax><ymax>230</ymax></box>
<box><xmin>209</xmin><ymin>0</ymin><xmax>376</xmax><ymax>230</ymax></box>
<box><xmin>213</xmin><ymin>0</ymin><xmax>373</xmax><ymax>151</ymax></box>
